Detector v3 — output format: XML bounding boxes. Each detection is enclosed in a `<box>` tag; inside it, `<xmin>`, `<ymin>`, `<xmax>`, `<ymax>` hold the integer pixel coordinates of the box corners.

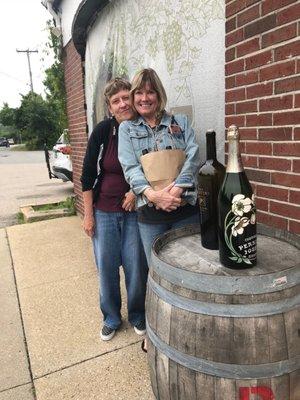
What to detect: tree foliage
<box><xmin>43</xmin><ymin>20</ymin><xmax>68</xmax><ymax>133</ymax></box>
<box><xmin>0</xmin><ymin>20</ymin><xmax>67</xmax><ymax>149</ymax></box>
<box><xmin>15</xmin><ymin>92</ymin><xmax>58</xmax><ymax>149</ymax></box>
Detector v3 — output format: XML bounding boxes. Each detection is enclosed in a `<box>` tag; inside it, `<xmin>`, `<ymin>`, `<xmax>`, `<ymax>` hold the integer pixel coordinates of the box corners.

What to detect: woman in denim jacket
<box><xmin>118</xmin><ymin>68</ymin><xmax>200</xmax><ymax>266</ymax></box>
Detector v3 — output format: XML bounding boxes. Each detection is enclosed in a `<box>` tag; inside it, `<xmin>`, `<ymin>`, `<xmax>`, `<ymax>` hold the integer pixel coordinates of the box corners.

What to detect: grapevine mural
<box><xmin>85</xmin><ymin>0</ymin><xmax>225</xmax><ymax>160</ymax></box>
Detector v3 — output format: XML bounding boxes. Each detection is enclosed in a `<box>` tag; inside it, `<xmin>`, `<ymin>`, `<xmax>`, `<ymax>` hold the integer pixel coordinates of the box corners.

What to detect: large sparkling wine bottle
<box><xmin>198</xmin><ymin>130</ymin><xmax>225</xmax><ymax>250</ymax></box>
<box><xmin>218</xmin><ymin>125</ymin><xmax>257</xmax><ymax>268</ymax></box>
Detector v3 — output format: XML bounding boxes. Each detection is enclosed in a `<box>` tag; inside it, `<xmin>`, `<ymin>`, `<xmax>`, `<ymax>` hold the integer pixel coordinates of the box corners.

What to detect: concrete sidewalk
<box><xmin>0</xmin><ymin>216</ymin><xmax>154</xmax><ymax>400</ymax></box>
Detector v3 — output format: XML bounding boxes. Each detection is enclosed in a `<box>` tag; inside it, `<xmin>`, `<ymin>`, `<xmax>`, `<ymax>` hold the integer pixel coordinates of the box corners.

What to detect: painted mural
<box><xmin>85</xmin><ymin>0</ymin><xmax>225</xmax><ymax>162</ymax></box>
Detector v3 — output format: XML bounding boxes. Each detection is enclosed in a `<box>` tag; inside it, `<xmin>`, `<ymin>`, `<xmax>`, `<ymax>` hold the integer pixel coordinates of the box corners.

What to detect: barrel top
<box><xmin>154</xmin><ymin>224</ymin><xmax>299</xmax><ymax>277</ymax></box>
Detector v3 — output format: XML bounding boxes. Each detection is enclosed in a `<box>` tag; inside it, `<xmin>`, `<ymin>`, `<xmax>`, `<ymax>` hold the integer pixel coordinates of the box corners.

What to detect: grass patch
<box><xmin>32</xmin><ymin>197</ymin><xmax>76</xmax><ymax>214</ymax></box>
<box><xmin>17</xmin><ymin>211</ymin><xmax>25</xmax><ymax>224</ymax></box>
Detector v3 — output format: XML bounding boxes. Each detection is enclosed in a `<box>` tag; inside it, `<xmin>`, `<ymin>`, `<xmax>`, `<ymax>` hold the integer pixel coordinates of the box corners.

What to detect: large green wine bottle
<box><xmin>198</xmin><ymin>130</ymin><xmax>225</xmax><ymax>249</ymax></box>
<box><xmin>218</xmin><ymin>125</ymin><xmax>257</xmax><ymax>268</ymax></box>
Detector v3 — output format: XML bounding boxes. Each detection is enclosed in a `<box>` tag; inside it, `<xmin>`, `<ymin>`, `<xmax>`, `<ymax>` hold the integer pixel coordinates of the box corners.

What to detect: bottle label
<box><xmin>198</xmin><ymin>186</ymin><xmax>211</xmax><ymax>223</ymax></box>
<box><xmin>223</xmin><ymin>194</ymin><xmax>256</xmax><ymax>265</ymax></box>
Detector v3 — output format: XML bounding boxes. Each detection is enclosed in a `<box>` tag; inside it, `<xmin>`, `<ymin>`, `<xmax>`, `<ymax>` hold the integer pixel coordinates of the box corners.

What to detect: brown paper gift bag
<box><xmin>140</xmin><ymin>149</ymin><xmax>186</xmax><ymax>191</ymax></box>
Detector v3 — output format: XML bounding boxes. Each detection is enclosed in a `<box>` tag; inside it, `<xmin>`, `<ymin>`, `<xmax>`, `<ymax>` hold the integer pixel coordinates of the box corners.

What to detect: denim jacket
<box><xmin>118</xmin><ymin>112</ymin><xmax>200</xmax><ymax>209</ymax></box>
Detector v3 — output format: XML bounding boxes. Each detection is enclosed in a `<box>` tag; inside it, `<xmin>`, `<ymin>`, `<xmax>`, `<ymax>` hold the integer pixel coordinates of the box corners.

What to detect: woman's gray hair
<box><xmin>104</xmin><ymin>77</ymin><xmax>131</xmax><ymax>105</ymax></box>
<box><xmin>130</xmin><ymin>68</ymin><xmax>167</xmax><ymax>120</ymax></box>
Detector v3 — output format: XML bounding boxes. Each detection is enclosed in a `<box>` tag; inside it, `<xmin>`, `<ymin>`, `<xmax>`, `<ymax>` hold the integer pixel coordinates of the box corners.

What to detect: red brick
<box><xmin>226</xmin><ymin>47</ymin><xmax>236</xmax><ymax>62</ymax></box>
<box><xmin>226</xmin><ymin>87</ymin><xmax>246</xmax><ymax>102</ymax></box>
<box><xmin>256</xmin><ymin>184</ymin><xmax>288</xmax><ymax>201</ymax></box>
<box><xmin>273</xmin><ymin>142</ymin><xmax>300</xmax><ymax>156</ymax></box>
<box><xmin>258</xmin><ymin>127</ymin><xmax>293</xmax><ymax>140</ymax></box>
<box><xmin>259</xmin><ymin>95</ymin><xmax>293</xmax><ymax>112</ymax></box>
<box><xmin>246</xmin><ymin>82</ymin><xmax>273</xmax><ymax>99</ymax></box>
<box><xmin>289</xmin><ymin>220</ymin><xmax>300</xmax><ymax>234</ymax></box>
<box><xmin>271</xmin><ymin>172</ymin><xmax>300</xmax><ymax>188</ymax></box>
<box><xmin>236</xmin><ymin>100</ymin><xmax>258</xmax><ymax>114</ymax></box>
<box><xmin>244</xmin><ymin>14</ymin><xmax>277</xmax><ymax>39</ymax></box>
<box><xmin>226</xmin><ymin>16</ymin><xmax>237</xmax><ymax>33</ymax></box>
<box><xmin>226</xmin><ymin>59</ymin><xmax>245</xmax><ymax>75</ymax></box>
<box><xmin>246</xmin><ymin>0</ymin><xmax>260</xmax><ymax>5</ymax></box>
<box><xmin>226</xmin><ymin>0</ymin><xmax>247</xmax><ymax>17</ymax></box>
<box><xmin>256</xmin><ymin>197</ymin><xmax>269</xmax><ymax>211</ymax></box>
<box><xmin>239</xmin><ymin>128</ymin><xmax>258</xmax><ymax>140</ymax></box>
<box><xmin>237</xmin><ymin>38</ymin><xmax>260</xmax><ymax>57</ymax></box>
<box><xmin>259</xmin><ymin>156</ymin><xmax>292</xmax><ymax>171</ymax></box>
<box><xmin>262</xmin><ymin>23</ymin><xmax>297</xmax><ymax>48</ymax></box>
<box><xmin>225</xmin><ymin>115</ymin><xmax>245</xmax><ymax>127</ymax></box>
<box><xmin>295</xmin><ymin>128</ymin><xmax>300</xmax><ymax>140</ymax></box>
<box><xmin>294</xmin><ymin>159</ymin><xmax>300</xmax><ymax>173</ymax></box>
<box><xmin>273</xmin><ymin>110</ymin><xmax>300</xmax><ymax>125</ymax></box>
<box><xmin>274</xmin><ymin>40</ymin><xmax>300</xmax><ymax>61</ymax></box>
<box><xmin>297</xmin><ymin>59</ymin><xmax>300</xmax><ymax>73</ymax></box>
<box><xmin>246</xmin><ymin>142</ymin><xmax>272</xmax><ymax>155</ymax></box>
<box><xmin>294</xmin><ymin>94</ymin><xmax>300</xmax><ymax>108</ymax></box>
<box><xmin>260</xmin><ymin>60</ymin><xmax>296</xmax><ymax>81</ymax></box>
<box><xmin>237</xmin><ymin>5</ymin><xmax>260</xmax><ymax>27</ymax></box>
<box><xmin>246</xmin><ymin>113</ymin><xmax>273</xmax><ymax>126</ymax></box>
<box><xmin>226</xmin><ymin>103</ymin><xmax>235</xmax><ymax>115</ymax></box>
<box><xmin>277</xmin><ymin>3</ymin><xmax>300</xmax><ymax>25</ymax></box>
<box><xmin>290</xmin><ymin>189</ymin><xmax>300</xmax><ymax>204</ymax></box>
<box><xmin>236</xmin><ymin>71</ymin><xmax>259</xmax><ymax>86</ymax></box>
<box><xmin>257</xmin><ymin>210</ymin><xmax>288</xmax><ymax>230</ymax></box>
<box><xmin>246</xmin><ymin>168</ymin><xmax>271</xmax><ymax>183</ymax></box>
<box><xmin>226</xmin><ymin>27</ymin><xmax>245</xmax><ymax>47</ymax></box>
<box><xmin>262</xmin><ymin>0</ymin><xmax>297</xmax><ymax>15</ymax></box>
<box><xmin>270</xmin><ymin>201</ymin><xmax>300</xmax><ymax>219</ymax></box>
<box><xmin>245</xmin><ymin>50</ymin><xmax>273</xmax><ymax>70</ymax></box>
<box><xmin>275</xmin><ymin>76</ymin><xmax>300</xmax><ymax>94</ymax></box>
<box><xmin>226</xmin><ymin>76</ymin><xmax>236</xmax><ymax>89</ymax></box>
<box><xmin>242</xmin><ymin>155</ymin><xmax>258</xmax><ymax>167</ymax></box>
<box><xmin>64</xmin><ymin>41</ymin><xmax>88</xmax><ymax>214</ymax></box>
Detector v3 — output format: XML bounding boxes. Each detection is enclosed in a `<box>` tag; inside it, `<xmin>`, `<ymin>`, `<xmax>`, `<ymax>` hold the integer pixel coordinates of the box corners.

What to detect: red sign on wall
<box><xmin>239</xmin><ymin>386</ymin><xmax>275</xmax><ymax>400</ymax></box>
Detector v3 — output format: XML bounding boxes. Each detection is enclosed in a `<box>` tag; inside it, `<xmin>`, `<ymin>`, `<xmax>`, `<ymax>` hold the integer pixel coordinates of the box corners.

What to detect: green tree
<box><xmin>0</xmin><ymin>103</ymin><xmax>16</xmax><ymax>126</ymax></box>
<box><xmin>15</xmin><ymin>92</ymin><xmax>58</xmax><ymax>149</ymax></box>
<box><xmin>0</xmin><ymin>20</ymin><xmax>67</xmax><ymax>149</ymax></box>
<box><xmin>0</xmin><ymin>103</ymin><xmax>19</xmax><ymax>142</ymax></box>
<box><xmin>43</xmin><ymin>20</ymin><xmax>68</xmax><ymax>133</ymax></box>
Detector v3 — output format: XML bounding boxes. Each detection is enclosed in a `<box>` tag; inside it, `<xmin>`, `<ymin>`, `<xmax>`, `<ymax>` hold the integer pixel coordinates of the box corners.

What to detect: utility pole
<box><xmin>16</xmin><ymin>49</ymin><xmax>38</xmax><ymax>92</ymax></box>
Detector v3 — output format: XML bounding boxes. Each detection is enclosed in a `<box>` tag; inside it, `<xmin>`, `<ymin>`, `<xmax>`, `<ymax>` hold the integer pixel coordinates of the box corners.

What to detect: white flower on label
<box><xmin>250</xmin><ymin>213</ymin><xmax>256</xmax><ymax>224</ymax></box>
<box><xmin>231</xmin><ymin>217</ymin><xmax>250</xmax><ymax>237</ymax></box>
<box><xmin>231</xmin><ymin>194</ymin><xmax>252</xmax><ymax>216</ymax></box>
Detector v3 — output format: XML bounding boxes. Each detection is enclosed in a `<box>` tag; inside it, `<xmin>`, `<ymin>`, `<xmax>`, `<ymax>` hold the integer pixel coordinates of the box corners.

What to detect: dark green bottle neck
<box><xmin>206</xmin><ymin>132</ymin><xmax>216</xmax><ymax>160</ymax></box>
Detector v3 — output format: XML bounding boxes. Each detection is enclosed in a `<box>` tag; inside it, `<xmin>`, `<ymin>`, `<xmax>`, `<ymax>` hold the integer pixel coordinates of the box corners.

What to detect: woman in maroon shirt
<box><xmin>81</xmin><ymin>78</ymin><xmax>148</xmax><ymax>341</ymax></box>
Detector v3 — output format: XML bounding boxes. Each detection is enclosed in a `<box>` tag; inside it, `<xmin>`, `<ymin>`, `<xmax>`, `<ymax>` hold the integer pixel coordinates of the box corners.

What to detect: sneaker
<box><xmin>100</xmin><ymin>325</ymin><xmax>116</xmax><ymax>341</ymax></box>
<box><xmin>134</xmin><ymin>320</ymin><xmax>146</xmax><ymax>335</ymax></box>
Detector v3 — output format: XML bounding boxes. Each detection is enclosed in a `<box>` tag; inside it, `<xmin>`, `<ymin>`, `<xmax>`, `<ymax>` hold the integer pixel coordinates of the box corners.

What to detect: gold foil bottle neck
<box><xmin>227</xmin><ymin>125</ymin><xmax>239</xmax><ymax>140</ymax></box>
<box><xmin>226</xmin><ymin>125</ymin><xmax>243</xmax><ymax>173</ymax></box>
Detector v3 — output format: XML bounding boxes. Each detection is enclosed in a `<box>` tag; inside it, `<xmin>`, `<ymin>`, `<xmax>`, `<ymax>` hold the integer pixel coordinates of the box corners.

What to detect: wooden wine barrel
<box><xmin>146</xmin><ymin>224</ymin><xmax>300</xmax><ymax>400</ymax></box>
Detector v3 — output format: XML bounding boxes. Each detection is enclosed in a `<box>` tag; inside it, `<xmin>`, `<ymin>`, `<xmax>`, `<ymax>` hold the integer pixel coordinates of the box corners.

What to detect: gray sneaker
<box><xmin>134</xmin><ymin>321</ymin><xmax>146</xmax><ymax>335</ymax></box>
<box><xmin>100</xmin><ymin>325</ymin><xmax>115</xmax><ymax>341</ymax></box>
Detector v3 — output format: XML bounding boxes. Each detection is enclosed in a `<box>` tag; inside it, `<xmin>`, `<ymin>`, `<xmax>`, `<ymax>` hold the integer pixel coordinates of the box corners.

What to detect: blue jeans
<box><xmin>93</xmin><ymin>209</ymin><xmax>148</xmax><ymax>329</ymax></box>
<box><xmin>138</xmin><ymin>213</ymin><xmax>200</xmax><ymax>265</ymax></box>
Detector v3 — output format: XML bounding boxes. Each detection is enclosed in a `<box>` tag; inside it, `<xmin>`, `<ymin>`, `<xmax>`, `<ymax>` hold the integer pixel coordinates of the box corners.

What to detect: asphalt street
<box><xmin>0</xmin><ymin>147</ymin><xmax>73</xmax><ymax>228</ymax></box>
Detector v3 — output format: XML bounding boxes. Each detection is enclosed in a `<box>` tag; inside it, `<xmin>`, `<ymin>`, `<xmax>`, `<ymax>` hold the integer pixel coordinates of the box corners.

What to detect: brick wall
<box><xmin>225</xmin><ymin>0</ymin><xmax>300</xmax><ymax>234</ymax></box>
<box><xmin>63</xmin><ymin>41</ymin><xmax>88</xmax><ymax>215</ymax></box>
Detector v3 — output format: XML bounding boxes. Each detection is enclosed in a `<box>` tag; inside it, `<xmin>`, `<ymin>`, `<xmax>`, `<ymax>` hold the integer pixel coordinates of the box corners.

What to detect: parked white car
<box><xmin>45</xmin><ymin>130</ymin><xmax>73</xmax><ymax>182</ymax></box>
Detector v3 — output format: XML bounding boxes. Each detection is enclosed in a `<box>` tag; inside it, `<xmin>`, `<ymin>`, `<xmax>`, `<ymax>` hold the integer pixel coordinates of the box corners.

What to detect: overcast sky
<box><xmin>0</xmin><ymin>0</ymin><xmax>53</xmax><ymax>109</ymax></box>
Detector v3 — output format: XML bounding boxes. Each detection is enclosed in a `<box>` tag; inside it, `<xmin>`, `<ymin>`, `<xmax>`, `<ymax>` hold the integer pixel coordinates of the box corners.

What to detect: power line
<box><xmin>16</xmin><ymin>49</ymin><xmax>38</xmax><ymax>92</ymax></box>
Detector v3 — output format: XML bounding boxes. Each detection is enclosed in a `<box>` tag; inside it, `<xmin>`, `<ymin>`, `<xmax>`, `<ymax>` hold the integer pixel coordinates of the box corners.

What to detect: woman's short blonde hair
<box><xmin>130</xmin><ymin>68</ymin><xmax>167</xmax><ymax>120</ymax></box>
<box><xmin>104</xmin><ymin>77</ymin><xmax>131</xmax><ymax>105</ymax></box>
